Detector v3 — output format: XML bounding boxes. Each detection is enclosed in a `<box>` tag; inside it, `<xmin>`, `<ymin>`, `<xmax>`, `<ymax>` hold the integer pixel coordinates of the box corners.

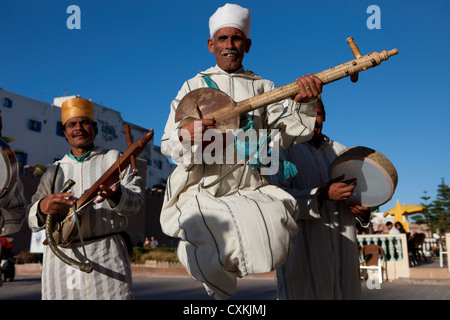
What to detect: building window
<box><xmin>154</xmin><ymin>159</ymin><xmax>162</xmax><ymax>169</ymax></box>
<box><xmin>2</xmin><ymin>97</ymin><xmax>12</xmax><ymax>108</ymax></box>
<box><xmin>28</xmin><ymin>119</ymin><xmax>42</xmax><ymax>132</ymax></box>
<box><xmin>14</xmin><ymin>151</ymin><xmax>27</xmax><ymax>174</ymax></box>
<box><xmin>101</xmin><ymin>125</ymin><xmax>116</xmax><ymax>135</ymax></box>
<box><xmin>56</xmin><ymin>121</ymin><xmax>64</xmax><ymax>137</ymax></box>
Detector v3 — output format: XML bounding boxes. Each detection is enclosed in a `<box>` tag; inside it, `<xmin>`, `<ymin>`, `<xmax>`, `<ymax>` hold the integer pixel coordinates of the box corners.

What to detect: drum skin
<box><xmin>329</xmin><ymin>146</ymin><xmax>398</xmax><ymax>207</ymax></box>
<box><xmin>175</xmin><ymin>88</ymin><xmax>239</xmax><ymax>150</ymax></box>
<box><xmin>0</xmin><ymin>139</ymin><xmax>18</xmax><ymax>198</ymax></box>
<box><xmin>175</xmin><ymin>88</ymin><xmax>239</xmax><ymax>133</ymax></box>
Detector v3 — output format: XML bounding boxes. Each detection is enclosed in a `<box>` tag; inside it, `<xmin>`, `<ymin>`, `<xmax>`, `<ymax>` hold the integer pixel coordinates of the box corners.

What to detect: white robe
<box><xmin>28</xmin><ymin>147</ymin><xmax>144</xmax><ymax>300</ymax></box>
<box><xmin>273</xmin><ymin>136</ymin><xmax>361</xmax><ymax>300</ymax></box>
<box><xmin>160</xmin><ymin>66</ymin><xmax>317</xmax><ymax>299</ymax></box>
<box><xmin>0</xmin><ymin>178</ymin><xmax>27</xmax><ymax>236</ymax></box>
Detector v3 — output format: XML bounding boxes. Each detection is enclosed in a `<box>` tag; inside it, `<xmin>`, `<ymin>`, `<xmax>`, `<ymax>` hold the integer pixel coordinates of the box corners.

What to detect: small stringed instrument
<box><xmin>175</xmin><ymin>37</ymin><xmax>398</xmax><ymax>132</ymax></box>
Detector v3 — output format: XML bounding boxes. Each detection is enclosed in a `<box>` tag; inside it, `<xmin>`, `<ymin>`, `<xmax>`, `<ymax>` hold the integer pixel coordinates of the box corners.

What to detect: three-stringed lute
<box><xmin>175</xmin><ymin>37</ymin><xmax>398</xmax><ymax>132</ymax></box>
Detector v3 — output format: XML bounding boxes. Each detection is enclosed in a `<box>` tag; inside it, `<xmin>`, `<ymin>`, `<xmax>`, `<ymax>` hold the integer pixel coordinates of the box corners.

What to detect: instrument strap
<box><xmin>50</xmin><ymin>162</ymin><xmax>60</xmax><ymax>193</ymax></box>
<box><xmin>203</xmin><ymin>75</ymin><xmax>219</xmax><ymax>90</ymax></box>
<box><xmin>72</xmin><ymin>202</ymin><xmax>89</xmax><ymax>260</ymax></box>
<box><xmin>117</xmin><ymin>158</ymin><xmax>123</xmax><ymax>180</ymax></box>
<box><xmin>50</xmin><ymin>162</ymin><xmax>90</xmax><ymax>263</ymax></box>
<box><xmin>196</xmin><ymin>79</ymin><xmax>298</xmax><ymax>187</ymax></box>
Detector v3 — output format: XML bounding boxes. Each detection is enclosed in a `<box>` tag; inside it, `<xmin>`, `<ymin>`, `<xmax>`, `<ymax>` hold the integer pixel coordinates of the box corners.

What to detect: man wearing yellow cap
<box><xmin>160</xmin><ymin>4</ymin><xmax>322</xmax><ymax>299</ymax></box>
<box><xmin>28</xmin><ymin>97</ymin><xmax>144</xmax><ymax>300</ymax></box>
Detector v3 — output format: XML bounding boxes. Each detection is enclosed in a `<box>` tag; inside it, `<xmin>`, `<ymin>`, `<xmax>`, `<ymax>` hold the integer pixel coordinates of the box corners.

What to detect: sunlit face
<box><xmin>63</xmin><ymin>116</ymin><xmax>96</xmax><ymax>150</ymax></box>
<box><xmin>207</xmin><ymin>27</ymin><xmax>252</xmax><ymax>73</ymax></box>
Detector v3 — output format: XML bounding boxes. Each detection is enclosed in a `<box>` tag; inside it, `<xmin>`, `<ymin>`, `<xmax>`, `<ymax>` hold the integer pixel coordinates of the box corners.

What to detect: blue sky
<box><xmin>1</xmin><ymin>0</ymin><xmax>449</xmax><ymax>213</ymax></box>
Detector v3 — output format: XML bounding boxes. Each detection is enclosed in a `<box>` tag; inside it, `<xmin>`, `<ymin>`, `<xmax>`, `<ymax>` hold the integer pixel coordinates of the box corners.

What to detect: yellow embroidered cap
<box><xmin>61</xmin><ymin>97</ymin><xmax>94</xmax><ymax>125</ymax></box>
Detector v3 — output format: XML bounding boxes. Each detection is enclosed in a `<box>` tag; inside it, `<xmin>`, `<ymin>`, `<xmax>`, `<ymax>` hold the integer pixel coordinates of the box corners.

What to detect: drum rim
<box><xmin>329</xmin><ymin>146</ymin><xmax>397</xmax><ymax>207</ymax></box>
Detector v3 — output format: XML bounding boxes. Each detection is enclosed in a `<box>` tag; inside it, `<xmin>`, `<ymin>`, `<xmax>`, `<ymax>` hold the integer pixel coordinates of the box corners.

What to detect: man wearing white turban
<box><xmin>160</xmin><ymin>3</ymin><xmax>323</xmax><ymax>299</ymax></box>
<box><xmin>209</xmin><ymin>3</ymin><xmax>251</xmax><ymax>39</ymax></box>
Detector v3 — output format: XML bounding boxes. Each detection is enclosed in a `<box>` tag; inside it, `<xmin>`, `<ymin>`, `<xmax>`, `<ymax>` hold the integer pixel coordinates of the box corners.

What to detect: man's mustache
<box><xmin>221</xmin><ymin>49</ymin><xmax>238</xmax><ymax>56</ymax></box>
<box><xmin>72</xmin><ymin>130</ymin><xmax>89</xmax><ymax>138</ymax></box>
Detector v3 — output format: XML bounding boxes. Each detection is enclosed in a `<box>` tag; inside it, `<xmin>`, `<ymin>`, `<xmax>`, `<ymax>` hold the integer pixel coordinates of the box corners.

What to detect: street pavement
<box><xmin>1</xmin><ymin>273</ymin><xmax>449</xmax><ymax>300</ymax></box>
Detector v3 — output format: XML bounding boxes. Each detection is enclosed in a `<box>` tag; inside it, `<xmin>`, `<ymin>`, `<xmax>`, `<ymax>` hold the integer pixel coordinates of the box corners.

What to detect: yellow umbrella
<box><xmin>383</xmin><ymin>200</ymin><xmax>427</xmax><ymax>232</ymax></box>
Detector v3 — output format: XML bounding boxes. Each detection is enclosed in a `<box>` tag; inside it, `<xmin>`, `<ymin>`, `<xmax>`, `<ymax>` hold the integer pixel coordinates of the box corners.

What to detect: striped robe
<box><xmin>273</xmin><ymin>137</ymin><xmax>361</xmax><ymax>299</ymax></box>
<box><xmin>0</xmin><ymin>178</ymin><xmax>27</xmax><ymax>236</ymax></box>
<box><xmin>28</xmin><ymin>147</ymin><xmax>144</xmax><ymax>300</ymax></box>
<box><xmin>160</xmin><ymin>66</ymin><xmax>317</xmax><ymax>299</ymax></box>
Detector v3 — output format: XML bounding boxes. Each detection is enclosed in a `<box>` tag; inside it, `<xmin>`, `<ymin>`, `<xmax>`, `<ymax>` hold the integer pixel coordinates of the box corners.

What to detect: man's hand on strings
<box><xmin>39</xmin><ymin>193</ymin><xmax>74</xmax><ymax>215</ymax></box>
<box><xmin>294</xmin><ymin>74</ymin><xmax>323</xmax><ymax>103</ymax></box>
<box><xmin>95</xmin><ymin>183</ymin><xmax>120</xmax><ymax>204</ymax></box>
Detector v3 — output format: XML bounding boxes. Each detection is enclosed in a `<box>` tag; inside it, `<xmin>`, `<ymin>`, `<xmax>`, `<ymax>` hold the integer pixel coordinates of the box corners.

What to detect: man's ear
<box><xmin>93</xmin><ymin>122</ymin><xmax>98</xmax><ymax>137</ymax></box>
<box><xmin>207</xmin><ymin>38</ymin><xmax>214</xmax><ymax>54</ymax></box>
<box><xmin>245</xmin><ymin>38</ymin><xmax>252</xmax><ymax>53</ymax></box>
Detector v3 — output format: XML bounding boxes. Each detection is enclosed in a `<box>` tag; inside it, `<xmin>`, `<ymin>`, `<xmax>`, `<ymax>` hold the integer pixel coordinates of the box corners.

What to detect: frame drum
<box><xmin>0</xmin><ymin>139</ymin><xmax>18</xmax><ymax>198</ymax></box>
<box><xmin>329</xmin><ymin>146</ymin><xmax>398</xmax><ymax>207</ymax></box>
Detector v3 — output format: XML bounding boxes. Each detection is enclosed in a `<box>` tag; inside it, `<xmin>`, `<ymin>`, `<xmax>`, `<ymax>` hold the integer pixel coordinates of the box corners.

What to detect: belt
<box><xmin>65</xmin><ymin>232</ymin><xmax>121</xmax><ymax>246</ymax></box>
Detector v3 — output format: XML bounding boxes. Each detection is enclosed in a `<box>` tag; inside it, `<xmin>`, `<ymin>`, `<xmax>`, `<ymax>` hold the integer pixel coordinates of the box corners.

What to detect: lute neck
<box><xmin>208</xmin><ymin>48</ymin><xmax>398</xmax><ymax>122</ymax></box>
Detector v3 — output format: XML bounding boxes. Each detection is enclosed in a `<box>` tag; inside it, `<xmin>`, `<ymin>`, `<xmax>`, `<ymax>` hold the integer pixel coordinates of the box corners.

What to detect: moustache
<box><xmin>72</xmin><ymin>130</ymin><xmax>89</xmax><ymax>138</ymax></box>
<box><xmin>221</xmin><ymin>49</ymin><xmax>239</xmax><ymax>56</ymax></box>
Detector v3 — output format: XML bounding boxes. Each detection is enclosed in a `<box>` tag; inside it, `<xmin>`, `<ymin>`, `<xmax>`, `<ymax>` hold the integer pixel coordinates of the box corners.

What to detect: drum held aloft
<box><xmin>329</xmin><ymin>146</ymin><xmax>398</xmax><ymax>207</ymax></box>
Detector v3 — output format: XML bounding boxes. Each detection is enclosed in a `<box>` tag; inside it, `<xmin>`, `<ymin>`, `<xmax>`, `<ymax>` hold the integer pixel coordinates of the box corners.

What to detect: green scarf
<box><xmin>69</xmin><ymin>147</ymin><xmax>94</xmax><ymax>163</ymax></box>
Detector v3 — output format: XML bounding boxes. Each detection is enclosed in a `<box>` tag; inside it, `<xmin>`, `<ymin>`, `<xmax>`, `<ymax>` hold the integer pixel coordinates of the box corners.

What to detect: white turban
<box><xmin>209</xmin><ymin>3</ymin><xmax>251</xmax><ymax>38</ymax></box>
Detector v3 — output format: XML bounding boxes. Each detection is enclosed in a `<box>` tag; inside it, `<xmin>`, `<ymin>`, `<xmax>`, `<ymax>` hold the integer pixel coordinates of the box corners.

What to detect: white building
<box><xmin>0</xmin><ymin>88</ymin><xmax>175</xmax><ymax>188</ymax></box>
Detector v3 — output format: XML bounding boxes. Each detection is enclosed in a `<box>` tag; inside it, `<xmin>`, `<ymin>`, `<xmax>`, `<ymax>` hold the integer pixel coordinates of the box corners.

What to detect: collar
<box><xmin>200</xmin><ymin>66</ymin><xmax>262</xmax><ymax>80</ymax></box>
<box><xmin>69</xmin><ymin>147</ymin><xmax>94</xmax><ymax>163</ymax></box>
<box><xmin>308</xmin><ymin>134</ymin><xmax>331</xmax><ymax>149</ymax></box>
<box><xmin>214</xmin><ymin>65</ymin><xmax>246</xmax><ymax>74</ymax></box>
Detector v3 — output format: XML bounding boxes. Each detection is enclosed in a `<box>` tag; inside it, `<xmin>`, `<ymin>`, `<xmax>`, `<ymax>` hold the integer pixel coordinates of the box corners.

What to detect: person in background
<box><xmin>143</xmin><ymin>236</ymin><xmax>151</xmax><ymax>248</ymax></box>
<box><xmin>374</xmin><ymin>224</ymin><xmax>385</xmax><ymax>234</ymax></box>
<box><xmin>395</xmin><ymin>221</ymin><xmax>406</xmax><ymax>233</ymax></box>
<box><xmin>0</xmin><ymin>109</ymin><xmax>27</xmax><ymax>236</ymax></box>
<box><xmin>272</xmin><ymin>96</ymin><xmax>371</xmax><ymax>299</ymax></box>
<box><xmin>0</xmin><ymin>110</ymin><xmax>27</xmax><ymax>286</ymax></box>
<box><xmin>150</xmin><ymin>236</ymin><xmax>159</xmax><ymax>248</ymax></box>
<box><xmin>386</xmin><ymin>221</ymin><xmax>400</xmax><ymax>234</ymax></box>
